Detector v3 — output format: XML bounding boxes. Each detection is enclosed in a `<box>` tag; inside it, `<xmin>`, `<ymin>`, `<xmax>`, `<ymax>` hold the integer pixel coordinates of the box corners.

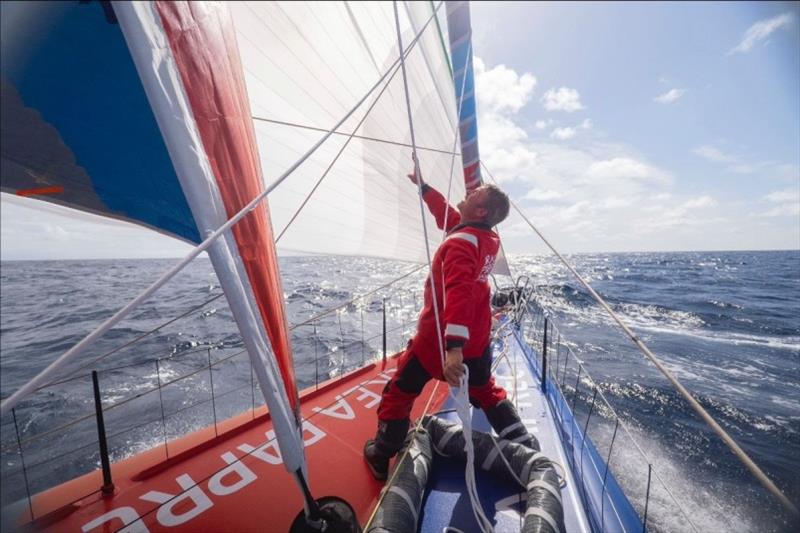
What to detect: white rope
<box><xmin>0</xmin><ymin>9</ymin><xmax>444</xmax><ymax>418</ymax></box>
<box><xmin>452</xmin><ymin>368</ymin><xmax>494</xmax><ymax>533</ymax></box>
<box><xmin>392</xmin><ymin>1</ymin><xmax>448</xmax><ymax>373</ymax></box>
<box><xmin>392</xmin><ymin>6</ymin><xmax>490</xmax><ymax>532</ymax></box>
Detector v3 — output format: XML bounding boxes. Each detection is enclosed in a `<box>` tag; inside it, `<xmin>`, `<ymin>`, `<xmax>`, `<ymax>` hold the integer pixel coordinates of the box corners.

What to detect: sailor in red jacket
<box><xmin>364</xmin><ymin>172</ymin><xmax>534</xmax><ymax>480</ymax></box>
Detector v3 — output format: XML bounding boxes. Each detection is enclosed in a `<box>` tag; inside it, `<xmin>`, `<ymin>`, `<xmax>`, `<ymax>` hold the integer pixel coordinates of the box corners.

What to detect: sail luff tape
<box><xmin>388</xmin><ymin>486</ymin><xmax>419</xmax><ymax>525</ymax></box>
<box><xmin>524</xmin><ymin>507</ymin><xmax>561</xmax><ymax>533</ymax></box>
<box><xmin>498</xmin><ymin>420</ymin><xmax>525</xmax><ymax>439</ymax></box>
<box><xmin>0</xmin><ymin>1</ymin><xmax>446</xmax><ymax>419</ymax></box>
<box><xmin>527</xmin><ymin>479</ymin><xmax>563</xmax><ymax>504</ymax></box>
<box><xmin>437</xmin><ymin>424</ymin><xmax>460</xmax><ymax>453</ymax></box>
<box><xmin>481</xmin><ymin>438</ymin><xmax>509</xmax><ymax>471</ymax></box>
<box><xmin>481</xmin><ymin>160</ymin><xmax>800</xmax><ymax>518</ymax></box>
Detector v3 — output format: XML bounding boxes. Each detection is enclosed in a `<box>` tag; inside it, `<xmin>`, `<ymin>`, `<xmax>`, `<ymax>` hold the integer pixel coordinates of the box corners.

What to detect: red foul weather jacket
<box><xmin>410</xmin><ymin>185</ymin><xmax>499</xmax><ymax>377</ymax></box>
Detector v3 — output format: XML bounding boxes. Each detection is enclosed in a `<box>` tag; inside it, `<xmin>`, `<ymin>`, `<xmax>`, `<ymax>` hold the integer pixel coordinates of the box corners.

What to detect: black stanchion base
<box><xmin>289</xmin><ymin>496</ymin><xmax>361</xmax><ymax>533</ymax></box>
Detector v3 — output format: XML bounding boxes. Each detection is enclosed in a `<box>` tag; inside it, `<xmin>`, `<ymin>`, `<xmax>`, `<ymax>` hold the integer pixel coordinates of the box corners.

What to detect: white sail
<box><xmin>230</xmin><ymin>1</ymin><xmax>467</xmax><ymax>261</ymax></box>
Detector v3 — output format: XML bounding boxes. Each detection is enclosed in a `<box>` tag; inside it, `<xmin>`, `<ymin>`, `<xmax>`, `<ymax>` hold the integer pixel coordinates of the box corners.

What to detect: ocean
<box><xmin>1</xmin><ymin>250</ymin><xmax>798</xmax><ymax>532</ymax></box>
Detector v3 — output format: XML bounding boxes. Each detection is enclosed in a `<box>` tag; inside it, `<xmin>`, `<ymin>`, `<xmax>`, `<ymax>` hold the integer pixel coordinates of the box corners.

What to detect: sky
<box><xmin>1</xmin><ymin>1</ymin><xmax>798</xmax><ymax>259</ymax></box>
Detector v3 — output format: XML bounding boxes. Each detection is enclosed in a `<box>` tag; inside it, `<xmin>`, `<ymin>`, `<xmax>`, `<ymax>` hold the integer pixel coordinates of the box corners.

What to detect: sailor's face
<box><xmin>457</xmin><ymin>186</ymin><xmax>490</xmax><ymax>222</ymax></box>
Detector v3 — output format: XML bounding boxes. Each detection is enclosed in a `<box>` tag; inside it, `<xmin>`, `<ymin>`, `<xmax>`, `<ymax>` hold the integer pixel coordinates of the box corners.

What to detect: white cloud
<box><xmin>693</xmin><ymin>146</ymin><xmax>798</xmax><ymax>178</ymax></box>
<box><xmin>654</xmin><ymin>88</ymin><xmax>686</xmax><ymax>104</ymax></box>
<box><xmin>764</xmin><ymin>188</ymin><xmax>798</xmax><ymax>203</ymax></box>
<box><xmin>473</xmin><ymin>59</ymin><xmax>796</xmax><ymax>252</ymax></box>
<box><xmin>585</xmin><ymin>157</ymin><xmax>671</xmax><ymax>184</ymax></box>
<box><xmin>0</xmin><ymin>194</ymin><xmax>194</xmax><ymax>259</ymax></box>
<box><xmin>684</xmin><ymin>196</ymin><xmax>717</xmax><ymax>209</ymax></box>
<box><xmin>550</xmin><ymin>127</ymin><xmax>576</xmax><ymax>140</ymax></box>
<box><xmin>729</xmin><ymin>13</ymin><xmax>794</xmax><ymax>55</ymax></box>
<box><xmin>473</xmin><ymin>57</ymin><xmax>537</xmax><ymax>113</ymax></box>
<box><xmin>598</xmin><ymin>196</ymin><xmax>633</xmax><ymax>209</ymax></box>
<box><xmin>580</xmin><ymin>119</ymin><xmax>593</xmax><ymax>129</ymax></box>
<box><xmin>523</xmin><ymin>188</ymin><xmax>563</xmax><ymax>201</ymax></box>
<box><xmin>541</xmin><ymin>87</ymin><xmax>585</xmax><ymax>112</ymax></box>
<box><xmin>758</xmin><ymin>188</ymin><xmax>800</xmax><ymax>218</ymax></box>
<box><xmin>693</xmin><ymin>145</ymin><xmax>735</xmax><ymax>163</ymax></box>
<box><xmin>759</xmin><ymin>203</ymin><xmax>800</xmax><ymax>217</ymax></box>
<box><xmin>535</xmin><ymin>119</ymin><xmax>552</xmax><ymax>130</ymax></box>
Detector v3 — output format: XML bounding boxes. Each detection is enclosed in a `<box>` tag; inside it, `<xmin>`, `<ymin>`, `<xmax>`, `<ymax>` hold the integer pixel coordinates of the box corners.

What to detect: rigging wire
<box><xmin>39</xmin><ymin>293</ymin><xmax>225</xmax><ymax>389</ymax></box>
<box><xmin>0</xmin><ymin>3</ymin><xmax>446</xmax><ymax>418</ymax></box>
<box><xmin>372</xmin><ymin>4</ymin><xmax>494</xmax><ymax>533</ymax></box>
<box><xmin>274</xmin><ymin>26</ymin><xmax>417</xmax><ymax>245</ymax></box>
<box><xmin>251</xmin><ymin>116</ymin><xmax>460</xmax><ymax>157</ymax></box>
<box><xmin>289</xmin><ymin>263</ymin><xmax>426</xmax><ymax>330</ymax></box>
<box><xmin>481</xmin><ymin>160</ymin><xmax>800</xmax><ymax>518</ymax></box>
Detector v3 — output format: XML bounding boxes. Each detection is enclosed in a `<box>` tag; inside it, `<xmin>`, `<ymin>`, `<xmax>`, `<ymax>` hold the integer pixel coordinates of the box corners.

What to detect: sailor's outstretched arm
<box><xmin>407</xmin><ymin>170</ymin><xmax>461</xmax><ymax>231</ymax></box>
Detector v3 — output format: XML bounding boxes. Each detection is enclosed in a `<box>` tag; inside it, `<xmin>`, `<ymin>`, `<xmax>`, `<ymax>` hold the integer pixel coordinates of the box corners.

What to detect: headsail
<box><xmin>1</xmin><ymin>0</ymin><xmax>304</xmax><ymax>473</ymax></box>
<box><xmin>230</xmin><ymin>1</ymin><xmax>467</xmax><ymax>260</ymax></box>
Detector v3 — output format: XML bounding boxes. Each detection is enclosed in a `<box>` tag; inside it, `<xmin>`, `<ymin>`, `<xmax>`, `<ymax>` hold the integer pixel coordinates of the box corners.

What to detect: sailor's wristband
<box><xmin>420</xmin><ymin>183</ymin><xmax>431</xmax><ymax>194</ymax></box>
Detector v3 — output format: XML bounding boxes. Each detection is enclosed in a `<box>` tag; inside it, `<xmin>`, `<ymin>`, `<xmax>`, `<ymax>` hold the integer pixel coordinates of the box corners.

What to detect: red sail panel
<box><xmin>154</xmin><ymin>1</ymin><xmax>299</xmax><ymax>410</ymax></box>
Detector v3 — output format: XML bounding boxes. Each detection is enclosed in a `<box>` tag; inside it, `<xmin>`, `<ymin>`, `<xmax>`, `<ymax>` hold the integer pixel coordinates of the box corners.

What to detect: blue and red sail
<box><xmin>1</xmin><ymin>0</ymin><xmax>303</xmax><ymax>470</ymax></box>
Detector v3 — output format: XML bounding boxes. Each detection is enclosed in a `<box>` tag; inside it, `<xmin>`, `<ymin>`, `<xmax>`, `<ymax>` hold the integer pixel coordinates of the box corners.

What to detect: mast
<box><xmin>445</xmin><ymin>1</ymin><xmax>482</xmax><ymax>191</ymax></box>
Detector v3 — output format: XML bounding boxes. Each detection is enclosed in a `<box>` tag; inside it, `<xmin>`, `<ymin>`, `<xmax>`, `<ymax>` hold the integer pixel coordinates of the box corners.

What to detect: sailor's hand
<box><xmin>443</xmin><ymin>347</ymin><xmax>465</xmax><ymax>387</ymax></box>
<box><xmin>407</xmin><ymin>169</ymin><xmax>424</xmax><ymax>186</ymax></box>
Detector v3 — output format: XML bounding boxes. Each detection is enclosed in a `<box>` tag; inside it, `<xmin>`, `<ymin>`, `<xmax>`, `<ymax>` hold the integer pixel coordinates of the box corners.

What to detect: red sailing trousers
<box><xmin>377</xmin><ymin>339</ymin><xmax>507</xmax><ymax>421</ymax></box>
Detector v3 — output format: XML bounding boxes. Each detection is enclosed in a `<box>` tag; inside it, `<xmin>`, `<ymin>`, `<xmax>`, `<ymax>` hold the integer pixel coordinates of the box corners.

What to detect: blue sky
<box><xmin>1</xmin><ymin>1</ymin><xmax>798</xmax><ymax>259</ymax></box>
<box><xmin>470</xmin><ymin>1</ymin><xmax>799</xmax><ymax>254</ymax></box>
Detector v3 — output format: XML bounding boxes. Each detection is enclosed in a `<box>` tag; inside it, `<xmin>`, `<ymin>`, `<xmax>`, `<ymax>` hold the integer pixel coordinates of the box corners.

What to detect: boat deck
<box><xmin>9</xmin><ymin>357</ymin><xmax>447</xmax><ymax>532</ymax></box>
<box><xmin>419</xmin><ymin>327</ymin><xmax>590</xmax><ymax>533</ymax></box>
<box><xmin>8</xmin><ymin>321</ymin><xmax>638</xmax><ymax>532</ymax></box>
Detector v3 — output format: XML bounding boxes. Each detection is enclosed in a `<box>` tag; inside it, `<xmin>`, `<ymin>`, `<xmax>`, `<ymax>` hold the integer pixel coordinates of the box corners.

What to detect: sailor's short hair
<box><xmin>483</xmin><ymin>184</ymin><xmax>510</xmax><ymax>227</ymax></box>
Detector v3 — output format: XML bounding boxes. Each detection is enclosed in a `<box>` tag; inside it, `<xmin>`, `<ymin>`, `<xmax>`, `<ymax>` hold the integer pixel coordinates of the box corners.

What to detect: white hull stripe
<box><xmin>446</xmin><ymin>232</ymin><xmax>478</xmax><ymax>247</ymax></box>
<box><xmin>445</xmin><ymin>323</ymin><xmax>469</xmax><ymax>339</ymax></box>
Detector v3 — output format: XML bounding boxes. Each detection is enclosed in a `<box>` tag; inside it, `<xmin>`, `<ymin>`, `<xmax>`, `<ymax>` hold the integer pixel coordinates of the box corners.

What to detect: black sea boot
<box><xmin>484</xmin><ymin>399</ymin><xmax>536</xmax><ymax>448</ymax></box>
<box><xmin>363</xmin><ymin>418</ymin><xmax>410</xmax><ymax>481</ymax></box>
